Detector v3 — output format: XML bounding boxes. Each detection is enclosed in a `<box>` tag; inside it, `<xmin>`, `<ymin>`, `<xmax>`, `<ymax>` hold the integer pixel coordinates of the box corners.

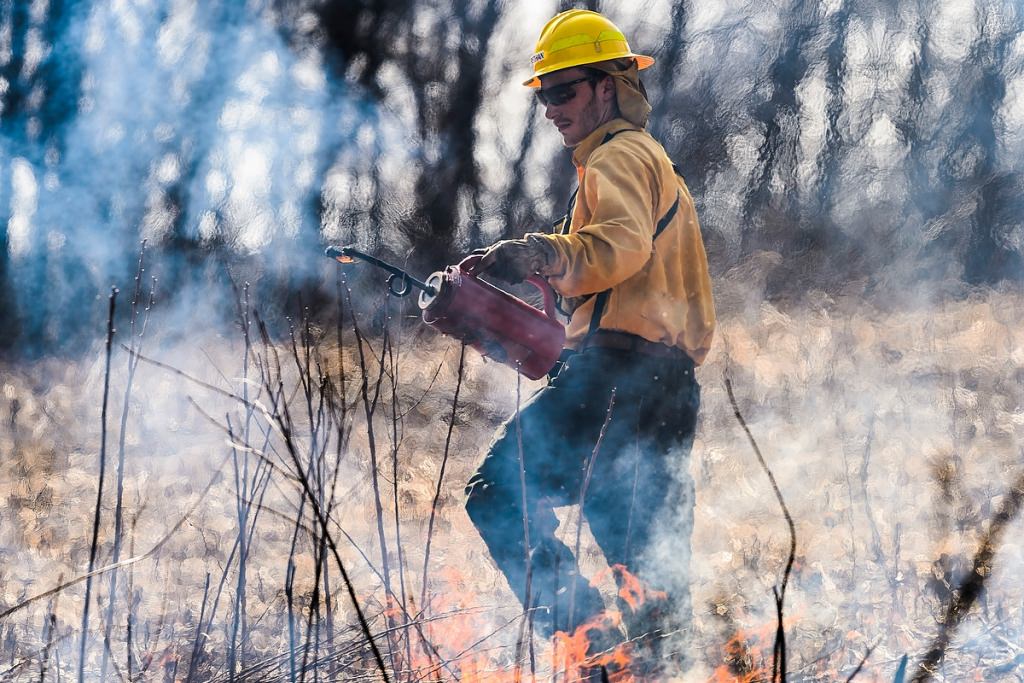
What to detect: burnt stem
<box><xmin>228</xmin><ymin>414</ymin><xmax>251</xmax><ymax>682</ymax></box>
<box><xmin>389</xmin><ymin>325</ymin><xmax>415</xmax><ymax>676</ymax></box>
<box><xmin>911</xmin><ymin>465</ymin><xmax>1024</xmax><ymax>681</ymax></box>
<box><xmin>725</xmin><ymin>378</ymin><xmax>796</xmax><ymax>683</ymax></box>
<box><xmin>844</xmin><ymin>640</ymin><xmax>878</xmax><ymax>682</ymax></box>
<box><xmin>38</xmin><ymin>574</ymin><xmax>62</xmax><ymax>683</ymax></box>
<box><xmin>78</xmin><ymin>286</ymin><xmax>118</xmax><ymax>683</ymax></box>
<box><xmin>568</xmin><ymin>389</ymin><xmax>616</xmax><ymax>636</ymax></box>
<box><xmin>285</xmin><ymin>491</ymin><xmax>305</xmax><ymax>683</ymax></box>
<box><xmin>420</xmin><ymin>344</ymin><xmax>467</xmax><ymax>610</ymax></box>
<box><xmin>101</xmin><ymin>241</ymin><xmax>151</xmax><ymax>683</ymax></box>
<box><xmin>512</xmin><ymin>369</ymin><xmax>536</xmax><ymax>680</ymax></box>
<box><xmin>185</xmin><ymin>572</ymin><xmax>212</xmax><ymax>683</ymax></box>
<box><xmin>126</xmin><ymin>513</ymin><xmax>140</xmax><ymax>679</ymax></box>
<box><xmin>348</xmin><ymin>293</ymin><xmax>399</xmax><ymax>674</ymax></box>
<box><xmin>253</xmin><ymin>313</ymin><xmax>391</xmax><ymax>682</ymax></box>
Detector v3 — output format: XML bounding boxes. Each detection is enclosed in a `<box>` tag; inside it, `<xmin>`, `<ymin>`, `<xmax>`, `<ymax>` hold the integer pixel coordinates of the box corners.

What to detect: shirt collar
<box><xmin>571</xmin><ymin>118</ymin><xmax>642</xmax><ymax>168</ymax></box>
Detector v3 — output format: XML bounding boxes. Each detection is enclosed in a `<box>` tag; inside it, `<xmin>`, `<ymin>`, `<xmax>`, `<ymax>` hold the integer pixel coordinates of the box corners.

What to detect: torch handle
<box><xmin>456</xmin><ymin>255</ymin><xmax>560</xmax><ymax>322</ymax></box>
<box><xmin>526</xmin><ymin>276</ymin><xmax>558</xmax><ymax>320</ymax></box>
<box><xmin>325</xmin><ymin>245</ymin><xmax>437</xmax><ymax>297</ymax></box>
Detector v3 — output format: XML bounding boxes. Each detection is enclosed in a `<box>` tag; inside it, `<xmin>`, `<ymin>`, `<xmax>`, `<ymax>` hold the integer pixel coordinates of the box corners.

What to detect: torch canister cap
<box><xmin>418</xmin><ymin>271</ymin><xmax>448</xmax><ymax>313</ymax></box>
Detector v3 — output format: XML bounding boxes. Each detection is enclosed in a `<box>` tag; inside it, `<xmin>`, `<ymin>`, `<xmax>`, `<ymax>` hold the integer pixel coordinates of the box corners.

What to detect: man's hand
<box><xmin>471</xmin><ymin>236</ymin><xmax>555</xmax><ymax>284</ymax></box>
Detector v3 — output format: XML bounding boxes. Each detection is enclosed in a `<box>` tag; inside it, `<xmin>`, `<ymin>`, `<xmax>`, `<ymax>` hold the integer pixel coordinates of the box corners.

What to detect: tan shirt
<box><xmin>532</xmin><ymin>118</ymin><xmax>716</xmax><ymax>364</ymax></box>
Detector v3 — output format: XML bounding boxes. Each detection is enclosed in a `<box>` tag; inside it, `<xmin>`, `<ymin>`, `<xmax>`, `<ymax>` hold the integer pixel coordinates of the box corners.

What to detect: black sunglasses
<box><xmin>534</xmin><ymin>76</ymin><xmax>598</xmax><ymax>107</ymax></box>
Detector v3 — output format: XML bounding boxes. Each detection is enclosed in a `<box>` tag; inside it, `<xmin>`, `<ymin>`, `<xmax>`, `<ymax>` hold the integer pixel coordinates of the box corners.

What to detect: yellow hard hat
<box><xmin>523</xmin><ymin>9</ymin><xmax>655</xmax><ymax>88</ymax></box>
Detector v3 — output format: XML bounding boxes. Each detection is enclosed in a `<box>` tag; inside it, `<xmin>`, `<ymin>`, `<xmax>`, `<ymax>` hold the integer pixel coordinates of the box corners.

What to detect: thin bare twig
<box><xmin>185</xmin><ymin>396</ymin><xmax>298</xmax><ymax>484</ymax></box>
<box><xmin>844</xmin><ymin>638</ymin><xmax>879</xmax><ymax>682</ymax></box>
<box><xmin>38</xmin><ymin>574</ymin><xmax>63</xmax><ymax>683</ymax></box>
<box><xmin>252</xmin><ymin>313</ymin><xmax>391</xmax><ymax>682</ymax></box>
<box><xmin>186</xmin><ymin>572</ymin><xmax>212</xmax><ymax>683</ymax></box>
<box><xmin>568</xmin><ymin>389</ymin><xmax>616</xmax><ymax>633</ymax></box>
<box><xmin>421</xmin><ymin>344</ymin><xmax>467</xmax><ymax>609</ymax></box>
<box><xmin>126</xmin><ymin>510</ymin><xmax>142</xmax><ymax>679</ymax></box>
<box><xmin>512</xmin><ymin>369</ymin><xmax>536</xmax><ymax>682</ymax></box>
<box><xmin>397</xmin><ymin>360</ymin><xmax>446</xmax><ymax>420</ymax></box>
<box><xmin>346</xmin><ymin>295</ymin><xmax>397</xmax><ymax>674</ymax></box>
<box><xmin>382</xmin><ymin>300</ymin><xmax>414</xmax><ymax>674</ymax></box>
<box><xmin>102</xmin><ymin>243</ymin><xmax>153</xmax><ymax>681</ymax></box>
<box><xmin>124</xmin><ymin>346</ymin><xmax>255</xmax><ymax>411</ymax></box>
<box><xmin>725</xmin><ymin>378</ymin><xmax>796</xmax><ymax>683</ymax></box>
<box><xmin>78</xmin><ymin>286</ymin><xmax>118</xmax><ymax>683</ymax></box>
<box><xmin>285</xmin><ymin>488</ymin><xmax>305</xmax><ymax>683</ymax></box>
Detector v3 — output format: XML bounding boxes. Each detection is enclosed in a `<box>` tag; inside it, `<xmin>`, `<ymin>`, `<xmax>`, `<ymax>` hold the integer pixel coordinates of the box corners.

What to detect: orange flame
<box><xmin>333</xmin><ymin>253</ymin><xmax>356</xmax><ymax>264</ymax></box>
<box><xmin>553</xmin><ymin>610</ymin><xmax>636</xmax><ymax>682</ymax></box>
<box><xmin>610</xmin><ymin>564</ymin><xmax>668</xmax><ymax>612</ymax></box>
<box><xmin>707</xmin><ymin>615</ymin><xmax>802</xmax><ymax>683</ymax></box>
<box><xmin>394</xmin><ymin>565</ymin><xmax>686</xmax><ymax>682</ymax></box>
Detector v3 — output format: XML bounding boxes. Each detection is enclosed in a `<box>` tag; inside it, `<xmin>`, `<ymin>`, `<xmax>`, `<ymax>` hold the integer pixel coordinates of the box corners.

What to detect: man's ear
<box><xmin>598</xmin><ymin>75</ymin><xmax>616</xmax><ymax>102</ymax></box>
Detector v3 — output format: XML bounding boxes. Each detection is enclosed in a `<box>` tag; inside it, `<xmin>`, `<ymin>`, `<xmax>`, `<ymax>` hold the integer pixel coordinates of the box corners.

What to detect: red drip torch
<box><xmin>326</xmin><ymin>246</ymin><xmax>565</xmax><ymax>380</ymax></box>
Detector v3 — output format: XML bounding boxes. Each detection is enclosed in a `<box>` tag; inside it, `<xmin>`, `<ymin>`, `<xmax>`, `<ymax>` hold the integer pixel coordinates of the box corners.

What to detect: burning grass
<box><xmin>1</xmin><ymin>276</ymin><xmax>1023</xmax><ymax>681</ymax></box>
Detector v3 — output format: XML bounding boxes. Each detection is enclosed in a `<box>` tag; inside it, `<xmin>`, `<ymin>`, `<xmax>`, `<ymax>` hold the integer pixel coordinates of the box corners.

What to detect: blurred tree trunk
<box><xmin>500</xmin><ymin>102</ymin><xmax>542</xmax><ymax>238</ymax></box>
<box><xmin>38</xmin><ymin>0</ymin><xmax>89</xmax><ymax>351</ymax></box>
<box><xmin>649</xmin><ymin>0</ymin><xmax>689</xmax><ymax>144</ymax></box>
<box><xmin>315</xmin><ymin>0</ymin><xmax>415</xmax><ymax>96</ymax></box>
<box><xmin>400</xmin><ymin>0</ymin><xmax>502</xmax><ymax>268</ymax></box>
<box><xmin>159</xmin><ymin>2</ymin><xmax>239</xmax><ymax>301</ymax></box>
<box><xmin>904</xmin><ymin>1</ymin><xmax>1023</xmax><ymax>285</ymax></box>
<box><xmin>895</xmin><ymin>3</ymin><xmax>944</xmax><ymax>284</ymax></box>
<box><xmin>814</xmin><ymin>0</ymin><xmax>853</xmax><ymax>217</ymax></box>
<box><xmin>958</xmin><ymin>10</ymin><xmax>1023</xmax><ymax>284</ymax></box>
<box><xmin>0</xmin><ymin>0</ymin><xmax>84</xmax><ymax>353</ymax></box>
<box><xmin>315</xmin><ymin>0</ymin><xmax>504</xmax><ymax>269</ymax></box>
<box><xmin>0</xmin><ymin>2</ymin><xmax>29</xmax><ymax>351</ymax></box>
<box><xmin>741</xmin><ymin>0</ymin><xmax>819</xmax><ymax>255</ymax></box>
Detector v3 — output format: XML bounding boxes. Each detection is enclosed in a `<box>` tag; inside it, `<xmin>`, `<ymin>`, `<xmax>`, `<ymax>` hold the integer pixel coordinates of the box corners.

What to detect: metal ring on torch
<box><xmin>387</xmin><ymin>273</ymin><xmax>413</xmax><ymax>297</ymax></box>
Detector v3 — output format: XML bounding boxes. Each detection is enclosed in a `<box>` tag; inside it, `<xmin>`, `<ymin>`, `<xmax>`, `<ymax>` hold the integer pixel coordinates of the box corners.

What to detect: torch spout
<box><xmin>325</xmin><ymin>245</ymin><xmax>437</xmax><ymax>297</ymax></box>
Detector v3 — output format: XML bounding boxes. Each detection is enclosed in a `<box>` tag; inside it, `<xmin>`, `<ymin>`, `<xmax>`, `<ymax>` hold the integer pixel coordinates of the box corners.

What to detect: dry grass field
<box><xmin>1</xmin><ymin>276</ymin><xmax>1022</xmax><ymax>681</ymax></box>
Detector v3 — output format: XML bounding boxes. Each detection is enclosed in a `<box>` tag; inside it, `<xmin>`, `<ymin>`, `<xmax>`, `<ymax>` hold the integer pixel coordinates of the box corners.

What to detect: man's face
<box><xmin>538</xmin><ymin>68</ymin><xmax>614</xmax><ymax>148</ymax></box>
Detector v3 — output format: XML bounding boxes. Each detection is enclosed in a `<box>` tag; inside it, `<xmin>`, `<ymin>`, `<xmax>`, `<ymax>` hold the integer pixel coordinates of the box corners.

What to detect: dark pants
<box><xmin>464</xmin><ymin>347</ymin><xmax>700</xmax><ymax>638</ymax></box>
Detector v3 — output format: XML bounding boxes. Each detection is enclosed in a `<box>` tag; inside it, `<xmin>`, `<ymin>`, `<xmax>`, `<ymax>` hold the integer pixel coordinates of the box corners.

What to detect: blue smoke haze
<box><xmin>2</xmin><ymin>0</ymin><xmax>411</xmax><ymax>350</ymax></box>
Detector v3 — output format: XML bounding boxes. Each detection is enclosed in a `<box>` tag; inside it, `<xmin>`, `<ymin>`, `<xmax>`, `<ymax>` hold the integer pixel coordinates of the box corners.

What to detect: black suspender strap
<box><xmin>553</xmin><ymin>128</ymin><xmax>680</xmax><ymax>337</ymax></box>
<box><xmin>584</xmin><ymin>191</ymin><xmax>679</xmax><ymax>335</ymax></box>
<box><xmin>601</xmin><ymin>130</ymin><xmax>630</xmax><ymax>144</ymax></box>
<box><xmin>654</xmin><ymin>192</ymin><xmax>681</xmax><ymax>240</ymax></box>
<box><xmin>587</xmin><ymin>289</ymin><xmax>612</xmax><ymax>335</ymax></box>
<box><xmin>560</xmin><ymin>187</ymin><xmax>578</xmax><ymax>235</ymax></box>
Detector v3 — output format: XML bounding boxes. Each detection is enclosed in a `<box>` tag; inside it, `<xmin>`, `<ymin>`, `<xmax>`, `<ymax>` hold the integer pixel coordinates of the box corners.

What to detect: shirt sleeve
<box><xmin>535</xmin><ymin>147</ymin><xmax>658</xmax><ymax>298</ymax></box>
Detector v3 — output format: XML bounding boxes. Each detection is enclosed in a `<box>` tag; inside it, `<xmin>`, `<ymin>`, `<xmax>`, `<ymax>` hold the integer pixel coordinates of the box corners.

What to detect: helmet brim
<box><xmin>523</xmin><ymin>53</ymin><xmax>655</xmax><ymax>88</ymax></box>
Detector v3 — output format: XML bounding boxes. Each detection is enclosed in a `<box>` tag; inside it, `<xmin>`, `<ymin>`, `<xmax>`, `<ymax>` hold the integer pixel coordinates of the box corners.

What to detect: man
<box><xmin>464</xmin><ymin>9</ymin><xmax>716</xmax><ymax>648</ymax></box>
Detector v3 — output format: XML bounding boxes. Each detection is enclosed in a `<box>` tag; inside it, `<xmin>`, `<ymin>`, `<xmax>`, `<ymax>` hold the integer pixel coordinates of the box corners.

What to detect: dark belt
<box><xmin>579</xmin><ymin>330</ymin><xmax>695</xmax><ymax>365</ymax></box>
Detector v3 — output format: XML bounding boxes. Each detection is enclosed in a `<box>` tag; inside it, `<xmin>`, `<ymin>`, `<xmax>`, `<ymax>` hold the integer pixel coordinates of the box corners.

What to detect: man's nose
<box><xmin>544</xmin><ymin>102</ymin><xmax>559</xmax><ymax>119</ymax></box>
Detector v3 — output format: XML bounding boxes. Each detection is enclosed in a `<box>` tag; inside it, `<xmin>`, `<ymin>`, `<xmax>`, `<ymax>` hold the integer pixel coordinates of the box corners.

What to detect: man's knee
<box><xmin>465</xmin><ymin>439</ymin><xmax>518</xmax><ymax>528</ymax></box>
<box><xmin>464</xmin><ymin>474</ymin><xmax>498</xmax><ymax>528</ymax></box>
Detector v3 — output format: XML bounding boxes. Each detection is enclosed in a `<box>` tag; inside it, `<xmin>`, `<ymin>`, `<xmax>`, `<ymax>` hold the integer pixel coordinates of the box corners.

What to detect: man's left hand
<box><xmin>471</xmin><ymin>236</ymin><xmax>555</xmax><ymax>284</ymax></box>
